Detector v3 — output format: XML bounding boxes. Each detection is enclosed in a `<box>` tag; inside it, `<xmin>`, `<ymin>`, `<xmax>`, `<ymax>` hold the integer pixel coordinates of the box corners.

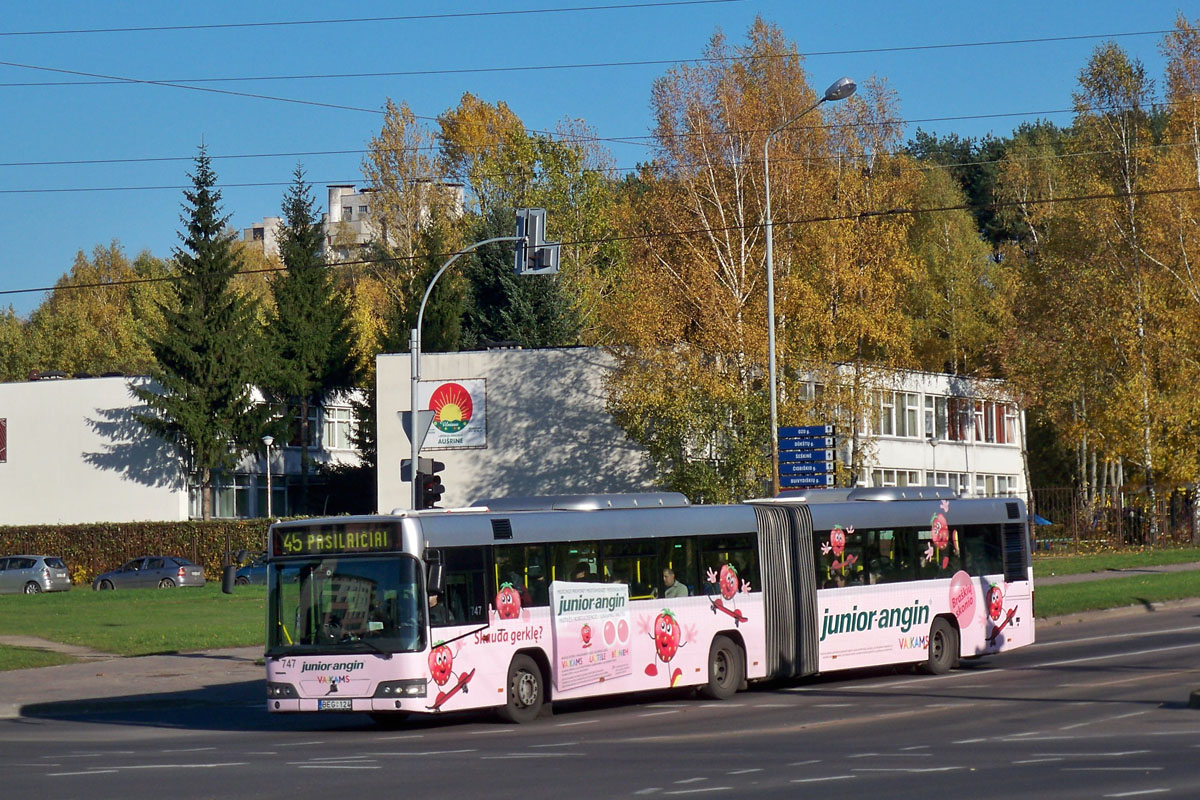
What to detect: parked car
<box><xmin>0</xmin><ymin>555</ymin><xmax>72</xmax><ymax>594</ymax></box>
<box><xmin>234</xmin><ymin>552</ymin><xmax>268</xmax><ymax>586</ymax></box>
<box><xmin>92</xmin><ymin>556</ymin><xmax>205</xmax><ymax>590</ymax></box>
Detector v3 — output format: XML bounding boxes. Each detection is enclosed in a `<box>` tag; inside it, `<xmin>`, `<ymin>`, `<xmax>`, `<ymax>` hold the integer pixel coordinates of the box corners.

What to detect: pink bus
<box><xmin>263</xmin><ymin>487</ymin><xmax>1034</xmax><ymax>724</ymax></box>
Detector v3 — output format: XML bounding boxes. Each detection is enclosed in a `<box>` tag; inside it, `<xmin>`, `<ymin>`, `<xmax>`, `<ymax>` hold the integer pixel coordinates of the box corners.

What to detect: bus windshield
<box><xmin>267</xmin><ymin>555</ymin><xmax>425</xmax><ymax>657</ymax></box>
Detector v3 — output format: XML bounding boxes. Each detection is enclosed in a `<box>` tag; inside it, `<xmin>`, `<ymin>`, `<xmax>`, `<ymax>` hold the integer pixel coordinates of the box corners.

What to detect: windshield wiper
<box><xmin>347</xmin><ymin>638</ymin><xmax>393</xmax><ymax>659</ymax></box>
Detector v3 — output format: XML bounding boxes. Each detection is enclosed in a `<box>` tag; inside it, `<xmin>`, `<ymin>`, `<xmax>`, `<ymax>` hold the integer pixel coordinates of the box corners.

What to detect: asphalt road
<box><xmin>3</xmin><ymin>603</ymin><xmax>1199</xmax><ymax>800</ymax></box>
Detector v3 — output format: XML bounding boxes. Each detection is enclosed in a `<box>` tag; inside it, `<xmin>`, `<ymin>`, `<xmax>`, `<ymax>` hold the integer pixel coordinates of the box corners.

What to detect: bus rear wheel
<box><xmin>701</xmin><ymin>635</ymin><xmax>744</xmax><ymax>700</ymax></box>
<box><xmin>498</xmin><ymin>654</ymin><xmax>544</xmax><ymax>724</ymax></box>
<box><xmin>923</xmin><ymin>617</ymin><xmax>959</xmax><ymax>675</ymax></box>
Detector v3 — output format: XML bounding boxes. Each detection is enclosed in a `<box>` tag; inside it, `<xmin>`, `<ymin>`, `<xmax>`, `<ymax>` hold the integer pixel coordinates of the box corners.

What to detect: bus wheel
<box><xmin>498</xmin><ymin>655</ymin><xmax>544</xmax><ymax>724</ymax></box>
<box><xmin>923</xmin><ymin>617</ymin><xmax>959</xmax><ymax>675</ymax></box>
<box><xmin>701</xmin><ymin>635</ymin><xmax>744</xmax><ymax>700</ymax></box>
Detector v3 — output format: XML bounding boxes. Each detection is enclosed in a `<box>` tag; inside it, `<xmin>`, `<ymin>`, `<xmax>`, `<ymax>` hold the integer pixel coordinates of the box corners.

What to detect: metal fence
<box><xmin>1030</xmin><ymin>487</ymin><xmax>1198</xmax><ymax>551</ymax></box>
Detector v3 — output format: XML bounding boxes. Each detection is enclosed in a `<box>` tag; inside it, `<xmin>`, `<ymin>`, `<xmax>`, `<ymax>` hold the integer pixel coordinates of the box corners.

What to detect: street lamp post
<box><xmin>928</xmin><ymin>433</ymin><xmax>938</xmax><ymax>486</ymax></box>
<box><xmin>261</xmin><ymin>435</ymin><xmax>274</xmax><ymax>518</ymax></box>
<box><xmin>764</xmin><ymin>77</ymin><xmax>856</xmax><ymax>496</ymax></box>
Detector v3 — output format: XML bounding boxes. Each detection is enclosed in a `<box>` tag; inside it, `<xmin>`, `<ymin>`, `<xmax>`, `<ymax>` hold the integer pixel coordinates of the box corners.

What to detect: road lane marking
<box><xmin>556</xmin><ymin>719</ymin><xmax>599</xmax><ymax>727</ymax></box>
<box><xmin>1013</xmin><ymin>758</ymin><xmax>1064</xmax><ymax>764</ymax></box>
<box><xmin>728</xmin><ymin>768</ymin><xmax>762</xmax><ymax>775</ymax></box>
<box><xmin>160</xmin><ymin>747</ymin><xmax>216</xmax><ymax>753</ymax></box>
<box><xmin>792</xmin><ymin>776</ymin><xmax>855</xmax><ymax>783</ymax></box>
<box><xmin>299</xmin><ymin>764</ymin><xmax>382</xmax><ymax>769</ymax></box>
<box><xmin>529</xmin><ymin>741</ymin><xmax>578</xmax><ymax>748</ymax></box>
<box><xmin>665</xmin><ymin>788</ymin><xmax>731</xmax><ymax>795</ymax></box>
<box><xmin>852</xmin><ymin>767</ymin><xmax>964</xmax><ymax>773</ymax></box>
<box><xmin>674</xmin><ymin>777</ymin><xmax>707</xmax><ymax>784</ymax></box>
<box><xmin>48</xmin><ymin>770</ymin><xmax>119</xmax><ymax>777</ymax></box>
<box><xmin>1103</xmin><ymin>790</ymin><xmax>1169</xmax><ymax>798</ymax></box>
<box><xmin>639</xmin><ymin>711</ymin><xmax>680</xmax><ymax>717</ymax></box>
<box><xmin>482</xmin><ymin>753</ymin><xmax>580</xmax><ymax>759</ymax></box>
<box><xmin>1062</xmin><ymin>767</ymin><xmax>1164</xmax><ymax>771</ymax></box>
<box><xmin>1044</xmin><ymin>751</ymin><xmax>1150</xmax><ymax>757</ymax></box>
<box><xmin>377</xmin><ymin>750</ymin><xmax>476</xmax><ymax>756</ymax></box>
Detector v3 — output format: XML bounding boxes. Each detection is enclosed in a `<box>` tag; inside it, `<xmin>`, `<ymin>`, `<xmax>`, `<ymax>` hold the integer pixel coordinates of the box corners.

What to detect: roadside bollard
<box><xmin>221</xmin><ymin>564</ymin><xmax>237</xmax><ymax>594</ymax></box>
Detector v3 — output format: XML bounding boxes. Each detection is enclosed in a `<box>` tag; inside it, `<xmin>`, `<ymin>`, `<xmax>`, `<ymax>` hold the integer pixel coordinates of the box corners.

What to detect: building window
<box><xmin>343</xmin><ymin>206</ymin><xmax>353</xmax><ymax>219</ymax></box>
<box><xmin>288</xmin><ymin>405</ymin><xmax>320</xmax><ymax>448</ymax></box>
<box><xmin>948</xmin><ymin>397</ymin><xmax>971</xmax><ymax>441</ymax></box>
<box><xmin>1004</xmin><ymin>404</ymin><xmax>1019</xmax><ymax>445</ymax></box>
<box><xmin>358</xmin><ymin>205</ymin><xmax>368</xmax><ymax>215</ymax></box>
<box><xmin>897</xmin><ymin>392</ymin><xmax>920</xmax><ymax>438</ymax></box>
<box><xmin>871</xmin><ymin>468</ymin><xmax>921</xmax><ymax>488</ymax></box>
<box><xmin>322</xmin><ymin>406</ymin><xmax>357</xmax><ymax>450</ymax></box>
<box><xmin>924</xmin><ymin>395</ymin><xmax>948</xmax><ymax>440</ymax></box>
<box><xmin>875</xmin><ymin>391</ymin><xmax>895</xmax><ymax>436</ymax></box>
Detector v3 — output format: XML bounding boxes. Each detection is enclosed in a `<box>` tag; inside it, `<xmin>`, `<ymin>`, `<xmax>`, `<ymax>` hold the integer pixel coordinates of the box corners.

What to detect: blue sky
<box><xmin>0</xmin><ymin>0</ymin><xmax>1188</xmax><ymax>317</ymax></box>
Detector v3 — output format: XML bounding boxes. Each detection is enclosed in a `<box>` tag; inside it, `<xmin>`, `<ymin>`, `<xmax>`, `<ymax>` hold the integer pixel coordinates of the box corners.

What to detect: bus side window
<box><xmin>959</xmin><ymin>524</ymin><xmax>1003</xmax><ymax>576</ymax></box>
<box><xmin>552</xmin><ymin>542</ymin><xmax>599</xmax><ymax>583</ymax></box>
<box><xmin>437</xmin><ymin>547</ymin><xmax>488</xmax><ymax>626</ymax></box>
<box><xmin>658</xmin><ymin>537</ymin><xmax>698</xmax><ymax>598</ymax></box>
<box><xmin>493</xmin><ymin>544</ymin><xmax>549</xmax><ymax>607</ymax></box>
<box><xmin>601</xmin><ymin>540</ymin><xmax>657</xmax><ymax>598</ymax></box>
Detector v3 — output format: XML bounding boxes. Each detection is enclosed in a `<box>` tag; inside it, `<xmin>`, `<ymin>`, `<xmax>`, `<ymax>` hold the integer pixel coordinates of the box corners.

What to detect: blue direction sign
<box><xmin>778</xmin><ymin>424</ymin><xmax>835</xmax><ymax>438</ymax></box>
<box><xmin>779</xmin><ymin>448</ymin><xmax>835</xmax><ymax>463</ymax></box>
<box><xmin>780</xmin><ymin>461</ymin><xmax>836</xmax><ymax>475</ymax></box>
<box><xmin>780</xmin><ymin>473</ymin><xmax>836</xmax><ymax>488</ymax></box>
<box><xmin>778</xmin><ymin>436</ymin><xmax>836</xmax><ymax>451</ymax></box>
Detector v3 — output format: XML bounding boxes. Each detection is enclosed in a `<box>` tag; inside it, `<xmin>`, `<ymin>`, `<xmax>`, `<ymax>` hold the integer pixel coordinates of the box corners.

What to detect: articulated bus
<box><xmin>263</xmin><ymin>487</ymin><xmax>1034</xmax><ymax>723</ymax></box>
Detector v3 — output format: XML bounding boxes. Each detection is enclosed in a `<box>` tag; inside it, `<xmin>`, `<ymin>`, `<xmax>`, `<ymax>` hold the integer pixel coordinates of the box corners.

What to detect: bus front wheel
<box><xmin>498</xmin><ymin>654</ymin><xmax>544</xmax><ymax>724</ymax></box>
<box><xmin>923</xmin><ymin>617</ymin><xmax>959</xmax><ymax>675</ymax></box>
<box><xmin>701</xmin><ymin>635</ymin><xmax>744</xmax><ymax>700</ymax></box>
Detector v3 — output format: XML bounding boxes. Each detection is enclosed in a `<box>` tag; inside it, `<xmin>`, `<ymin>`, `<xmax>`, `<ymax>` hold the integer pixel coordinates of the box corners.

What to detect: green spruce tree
<box><xmin>263</xmin><ymin>166</ymin><xmax>359</xmax><ymax>514</ymax></box>
<box><xmin>134</xmin><ymin>146</ymin><xmax>269</xmax><ymax>519</ymax></box>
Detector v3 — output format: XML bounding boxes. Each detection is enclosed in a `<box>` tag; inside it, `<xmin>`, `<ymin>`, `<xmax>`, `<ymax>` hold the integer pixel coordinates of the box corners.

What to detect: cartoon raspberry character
<box><xmin>495</xmin><ymin>582</ymin><xmax>523</xmax><ymax>620</ymax></box>
<box><xmin>581</xmin><ymin>623</ymin><xmax>593</xmax><ymax>648</ymax></box>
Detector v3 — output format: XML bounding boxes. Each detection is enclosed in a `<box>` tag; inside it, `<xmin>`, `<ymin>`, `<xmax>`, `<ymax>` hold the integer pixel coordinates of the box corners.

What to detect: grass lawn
<box><xmin>0</xmin><ymin>646</ymin><xmax>77</xmax><ymax>671</ymax></box>
<box><xmin>0</xmin><ymin>583</ymin><xmax>264</xmax><ymax>658</ymax></box>
<box><xmin>1035</xmin><ymin>570</ymin><xmax>1200</xmax><ymax>618</ymax></box>
<box><xmin>1033</xmin><ymin>546</ymin><xmax>1200</xmax><ymax>577</ymax></box>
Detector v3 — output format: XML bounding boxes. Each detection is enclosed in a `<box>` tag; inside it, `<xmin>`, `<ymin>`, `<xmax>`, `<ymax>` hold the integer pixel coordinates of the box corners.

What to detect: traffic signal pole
<box><xmin>409</xmin><ymin>235</ymin><xmax>519</xmax><ymax>509</ymax></box>
<box><xmin>408</xmin><ymin>210</ymin><xmax>558</xmax><ymax>509</ymax></box>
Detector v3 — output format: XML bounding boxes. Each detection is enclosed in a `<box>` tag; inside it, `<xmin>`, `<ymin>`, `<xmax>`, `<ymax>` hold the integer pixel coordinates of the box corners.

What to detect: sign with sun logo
<box><xmin>418</xmin><ymin>379</ymin><xmax>486</xmax><ymax>449</ymax></box>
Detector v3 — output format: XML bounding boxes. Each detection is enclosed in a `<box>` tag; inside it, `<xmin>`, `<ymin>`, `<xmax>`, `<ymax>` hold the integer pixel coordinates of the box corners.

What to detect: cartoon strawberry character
<box><xmin>426</xmin><ymin>640</ymin><xmax>473</xmax><ymax>711</ymax></box>
<box><xmin>643</xmin><ymin>609</ymin><xmax>685</xmax><ymax>685</ymax></box>
<box><xmin>428</xmin><ymin>642</ymin><xmax>454</xmax><ymax>687</ymax></box>
<box><xmin>830</xmin><ymin>526</ymin><xmax>847</xmax><ymax>558</ymax></box>
<box><xmin>987</xmin><ymin>584</ymin><xmax>1004</xmax><ymax>621</ymax></box>
<box><xmin>719</xmin><ymin>564</ymin><xmax>739</xmax><ymax>600</ymax></box>
<box><xmin>925</xmin><ymin>504</ymin><xmax>953</xmax><ymax>570</ymax></box>
<box><xmin>706</xmin><ymin>564</ymin><xmax>750</xmax><ymax>624</ymax></box>
<box><xmin>931</xmin><ymin>513</ymin><xmax>950</xmax><ymax>550</ymax></box>
<box><xmin>581</xmin><ymin>623</ymin><xmax>593</xmax><ymax>648</ymax></box>
<box><xmin>495</xmin><ymin>582</ymin><xmax>522</xmax><ymax>620</ymax></box>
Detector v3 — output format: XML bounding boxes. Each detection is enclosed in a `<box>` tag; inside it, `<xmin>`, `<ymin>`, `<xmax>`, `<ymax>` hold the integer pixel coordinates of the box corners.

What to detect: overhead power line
<box><xmin>0</xmin><ymin>1</ymin><xmax>742</xmax><ymax>37</ymax></box>
<box><xmin>3</xmin><ymin>184</ymin><xmax>1195</xmax><ymax>299</ymax></box>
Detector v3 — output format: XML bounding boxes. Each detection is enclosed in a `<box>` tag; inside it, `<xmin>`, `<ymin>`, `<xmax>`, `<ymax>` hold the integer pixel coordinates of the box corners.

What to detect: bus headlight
<box><xmin>373</xmin><ymin>679</ymin><xmax>426</xmax><ymax>698</ymax></box>
<box><xmin>267</xmin><ymin>682</ymin><xmax>297</xmax><ymax>698</ymax></box>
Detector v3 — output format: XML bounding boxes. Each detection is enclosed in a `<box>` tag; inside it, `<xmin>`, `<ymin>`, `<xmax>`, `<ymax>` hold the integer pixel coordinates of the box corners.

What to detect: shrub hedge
<box><xmin>0</xmin><ymin>520</ymin><xmax>270</xmax><ymax>586</ymax></box>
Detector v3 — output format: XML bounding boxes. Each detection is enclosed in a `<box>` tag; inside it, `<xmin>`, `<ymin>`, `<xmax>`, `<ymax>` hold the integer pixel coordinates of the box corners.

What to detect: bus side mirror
<box><xmin>427</xmin><ymin>562</ymin><xmax>445</xmax><ymax>595</ymax></box>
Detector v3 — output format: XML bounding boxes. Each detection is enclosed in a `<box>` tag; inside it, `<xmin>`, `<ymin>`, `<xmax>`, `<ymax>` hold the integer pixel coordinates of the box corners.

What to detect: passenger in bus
<box><xmin>662</xmin><ymin>568</ymin><xmax>688</xmax><ymax>598</ymax></box>
<box><xmin>428</xmin><ymin>591</ymin><xmax>454</xmax><ymax>625</ymax></box>
<box><xmin>572</xmin><ymin>561</ymin><xmax>594</xmax><ymax>582</ymax></box>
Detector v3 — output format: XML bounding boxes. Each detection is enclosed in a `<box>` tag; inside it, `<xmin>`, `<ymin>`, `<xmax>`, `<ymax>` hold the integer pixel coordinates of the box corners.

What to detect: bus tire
<box><xmin>923</xmin><ymin>617</ymin><xmax>959</xmax><ymax>675</ymax></box>
<box><xmin>701</xmin><ymin>635</ymin><xmax>744</xmax><ymax>700</ymax></box>
<box><xmin>498</xmin><ymin>654</ymin><xmax>544</xmax><ymax>724</ymax></box>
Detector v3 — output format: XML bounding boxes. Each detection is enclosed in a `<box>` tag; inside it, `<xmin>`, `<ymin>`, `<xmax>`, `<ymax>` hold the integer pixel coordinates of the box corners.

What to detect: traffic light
<box><xmin>417</xmin><ymin>460</ymin><xmax>446</xmax><ymax>509</ymax></box>
<box><xmin>514</xmin><ymin>208</ymin><xmax>560</xmax><ymax>275</ymax></box>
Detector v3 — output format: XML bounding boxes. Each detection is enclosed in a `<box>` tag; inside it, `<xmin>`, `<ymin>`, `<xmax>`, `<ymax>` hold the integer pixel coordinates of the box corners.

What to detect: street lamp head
<box><xmin>823</xmin><ymin>77</ymin><xmax>857</xmax><ymax>103</ymax></box>
<box><xmin>261</xmin><ymin>435</ymin><xmax>274</xmax><ymax>448</ymax></box>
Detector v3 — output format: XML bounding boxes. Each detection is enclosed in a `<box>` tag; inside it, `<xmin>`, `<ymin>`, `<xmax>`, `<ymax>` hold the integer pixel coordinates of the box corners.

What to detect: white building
<box><xmin>376</xmin><ymin>348</ymin><xmax>1027</xmax><ymax>512</ymax></box>
<box><xmin>0</xmin><ymin>375</ymin><xmax>361</xmax><ymax>525</ymax></box>
<box><xmin>242</xmin><ymin>182</ymin><xmax>465</xmax><ymax>260</ymax></box>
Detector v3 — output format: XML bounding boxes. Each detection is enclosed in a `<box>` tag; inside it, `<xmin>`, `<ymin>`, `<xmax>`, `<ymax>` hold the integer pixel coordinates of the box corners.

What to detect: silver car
<box><xmin>0</xmin><ymin>555</ymin><xmax>72</xmax><ymax>594</ymax></box>
<box><xmin>92</xmin><ymin>556</ymin><xmax>205</xmax><ymax>590</ymax></box>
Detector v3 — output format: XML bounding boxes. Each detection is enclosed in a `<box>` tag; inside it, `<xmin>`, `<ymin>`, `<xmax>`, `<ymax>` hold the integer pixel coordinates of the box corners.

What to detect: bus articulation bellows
<box><xmin>263</xmin><ymin>487</ymin><xmax>1034</xmax><ymax>723</ymax></box>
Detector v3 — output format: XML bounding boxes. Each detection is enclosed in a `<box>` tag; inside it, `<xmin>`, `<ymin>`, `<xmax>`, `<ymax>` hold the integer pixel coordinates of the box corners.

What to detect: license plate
<box><xmin>318</xmin><ymin>699</ymin><xmax>352</xmax><ymax>711</ymax></box>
